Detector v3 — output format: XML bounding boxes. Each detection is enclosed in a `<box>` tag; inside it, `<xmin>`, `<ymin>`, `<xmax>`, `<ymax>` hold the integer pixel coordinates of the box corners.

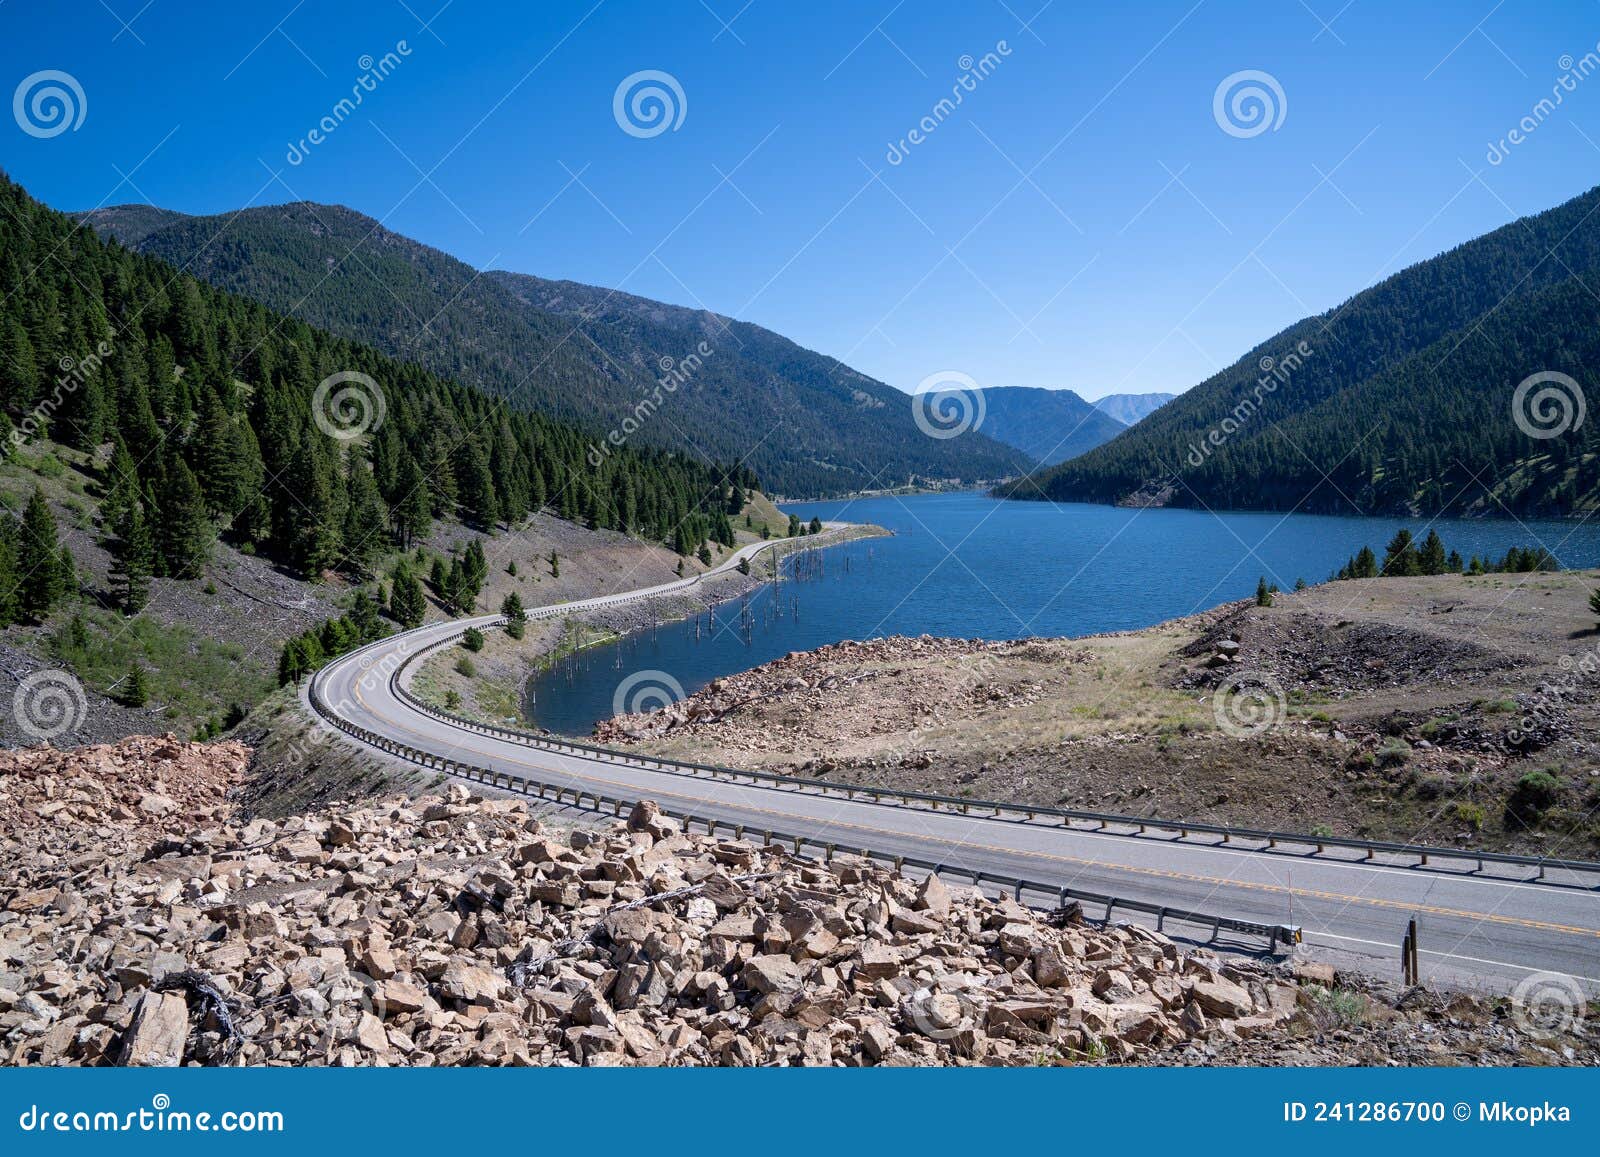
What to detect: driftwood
<box><xmin>153</xmin><ymin>968</ymin><xmax>248</xmax><ymax>1064</ymax></box>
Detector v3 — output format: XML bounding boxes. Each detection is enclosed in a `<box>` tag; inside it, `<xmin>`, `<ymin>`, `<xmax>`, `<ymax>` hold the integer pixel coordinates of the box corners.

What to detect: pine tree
<box><xmin>1354</xmin><ymin>545</ymin><xmax>1378</xmax><ymax>578</ymax></box>
<box><xmin>109</xmin><ymin>500</ymin><xmax>154</xmax><ymax>613</ymax></box>
<box><xmin>1381</xmin><ymin>529</ymin><xmax>1418</xmax><ymax>577</ymax></box>
<box><xmin>500</xmin><ymin>589</ymin><xmax>525</xmax><ymax>627</ymax></box>
<box><xmin>16</xmin><ymin>488</ymin><xmax>65</xmax><ymax>622</ymax></box>
<box><xmin>1418</xmin><ymin>529</ymin><xmax>1447</xmax><ymax>575</ymax></box>
<box><xmin>392</xmin><ymin>457</ymin><xmax>432</xmax><ymax>547</ymax></box>
<box><xmin>1255</xmin><ymin>576</ymin><xmax>1273</xmax><ymax>607</ymax></box>
<box><xmin>156</xmin><ymin>455</ymin><xmax>212</xmax><ymax>579</ymax></box>
<box><xmin>389</xmin><ymin>561</ymin><xmax>426</xmax><ymax>628</ymax></box>
<box><xmin>120</xmin><ymin>663</ymin><xmax>150</xmax><ymax>707</ymax></box>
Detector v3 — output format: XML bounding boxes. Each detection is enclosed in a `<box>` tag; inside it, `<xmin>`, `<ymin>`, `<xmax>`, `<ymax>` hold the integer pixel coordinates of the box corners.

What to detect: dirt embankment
<box><xmin>3</xmin><ymin>736</ymin><xmax>1592</xmax><ymax>1068</ymax></box>
<box><xmin>594</xmin><ymin>571</ymin><xmax>1600</xmax><ymax>856</ymax></box>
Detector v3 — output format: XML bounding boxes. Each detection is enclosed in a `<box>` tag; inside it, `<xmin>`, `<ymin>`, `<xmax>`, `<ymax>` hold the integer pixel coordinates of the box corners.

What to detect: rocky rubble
<box><xmin>1</xmin><ymin>736</ymin><xmax>1594</xmax><ymax>1067</ymax></box>
<box><xmin>596</xmin><ymin>635</ymin><xmax>1082</xmax><ymax>745</ymax></box>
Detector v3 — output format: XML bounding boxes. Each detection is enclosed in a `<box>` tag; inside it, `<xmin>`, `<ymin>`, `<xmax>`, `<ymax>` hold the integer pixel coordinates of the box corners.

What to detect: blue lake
<box><xmin>524</xmin><ymin>492</ymin><xmax>1600</xmax><ymax>736</ymax></box>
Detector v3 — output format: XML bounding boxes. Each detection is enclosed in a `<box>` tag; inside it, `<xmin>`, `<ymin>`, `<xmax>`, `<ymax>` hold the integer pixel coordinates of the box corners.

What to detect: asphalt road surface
<box><xmin>310</xmin><ymin>534</ymin><xmax>1600</xmax><ymax>997</ymax></box>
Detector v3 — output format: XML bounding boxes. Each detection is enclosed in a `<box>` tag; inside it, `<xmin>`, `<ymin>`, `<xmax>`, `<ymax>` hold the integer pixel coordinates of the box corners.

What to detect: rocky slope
<box><xmin>2</xmin><ymin>736</ymin><xmax>1594</xmax><ymax>1067</ymax></box>
<box><xmin>589</xmin><ymin>572</ymin><xmax>1600</xmax><ymax>855</ymax></box>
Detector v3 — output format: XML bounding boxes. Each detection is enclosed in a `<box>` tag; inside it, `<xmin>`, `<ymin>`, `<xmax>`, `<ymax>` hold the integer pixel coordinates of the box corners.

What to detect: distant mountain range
<box><xmin>77</xmin><ymin>202</ymin><xmax>1028</xmax><ymax>498</ymax></box>
<box><xmin>969</xmin><ymin>388</ymin><xmax>1127</xmax><ymax>466</ymax></box>
<box><xmin>1000</xmin><ymin>184</ymin><xmax>1600</xmax><ymax>519</ymax></box>
<box><xmin>1092</xmin><ymin>392</ymin><xmax>1176</xmax><ymax>426</ymax></box>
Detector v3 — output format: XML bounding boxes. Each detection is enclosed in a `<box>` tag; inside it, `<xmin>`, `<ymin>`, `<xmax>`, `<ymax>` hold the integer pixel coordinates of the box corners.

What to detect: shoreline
<box><xmin>408</xmin><ymin>522</ymin><xmax>890</xmax><ymax>731</ymax></box>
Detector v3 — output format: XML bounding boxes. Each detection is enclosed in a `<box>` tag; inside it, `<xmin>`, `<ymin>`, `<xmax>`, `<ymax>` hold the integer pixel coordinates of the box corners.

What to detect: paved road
<box><xmin>310</xmin><ymin>533</ymin><xmax>1600</xmax><ymax>997</ymax></box>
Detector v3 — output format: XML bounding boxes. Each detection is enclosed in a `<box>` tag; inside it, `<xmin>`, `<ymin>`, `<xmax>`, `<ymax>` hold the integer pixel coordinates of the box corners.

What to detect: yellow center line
<box><xmin>346</xmin><ymin>677</ymin><xmax>1600</xmax><ymax>942</ymax></box>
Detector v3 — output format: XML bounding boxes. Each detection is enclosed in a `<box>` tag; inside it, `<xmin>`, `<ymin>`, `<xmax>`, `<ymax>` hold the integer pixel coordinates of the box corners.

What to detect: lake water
<box><xmin>524</xmin><ymin>492</ymin><xmax>1600</xmax><ymax>736</ymax></box>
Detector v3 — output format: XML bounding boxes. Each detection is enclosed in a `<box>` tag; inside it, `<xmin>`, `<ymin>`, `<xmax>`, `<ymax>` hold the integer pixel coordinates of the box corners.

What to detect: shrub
<box><xmin>1506</xmin><ymin>769</ymin><xmax>1561</xmax><ymax>828</ymax></box>
<box><xmin>454</xmin><ymin>656</ymin><xmax>477</xmax><ymax>678</ymax></box>
<box><xmin>461</xmin><ymin>627</ymin><xmax>485</xmax><ymax>652</ymax></box>
<box><xmin>1376</xmin><ymin>739</ymin><xmax>1412</xmax><ymax>768</ymax></box>
<box><xmin>444</xmin><ymin>690</ymin><xmax>461</xmax><ymax>710</ymax></box>
<box><xmin>1452</xmin><ymin>801</ymin><xmax>1486</xmax><ymax>831</ymax></box>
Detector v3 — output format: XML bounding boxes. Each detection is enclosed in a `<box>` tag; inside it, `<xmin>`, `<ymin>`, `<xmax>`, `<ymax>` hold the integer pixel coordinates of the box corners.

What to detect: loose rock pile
<box><xmin>596</xmin><ymin>635</ymin><xmax>1078</xmax><ymax>745</ymax></box>
<box><xmin>2</xmin><ymin>736</ymin><xmax>1594</xmax><ymax>1066</ymax></box>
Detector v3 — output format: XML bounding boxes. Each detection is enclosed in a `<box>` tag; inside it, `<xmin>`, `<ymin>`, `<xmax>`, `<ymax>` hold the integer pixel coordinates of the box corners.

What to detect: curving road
<box><xmin>309</xmin><ymin>532</ymin><xmax>1600</xmax><ymax>997</ymax></box>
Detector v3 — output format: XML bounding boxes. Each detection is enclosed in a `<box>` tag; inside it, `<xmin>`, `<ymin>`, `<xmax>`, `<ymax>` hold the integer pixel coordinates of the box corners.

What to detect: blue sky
<box><xmin>2</xmin><ymin>1</ymin><xmax>1598</xmax><ymax>400</ymax></box>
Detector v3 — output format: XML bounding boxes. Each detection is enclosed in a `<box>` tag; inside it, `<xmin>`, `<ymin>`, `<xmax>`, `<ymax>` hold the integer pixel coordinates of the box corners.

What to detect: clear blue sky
<box><xmin>3</xmin><ymin>1</ymin><xmax>1598</xmax><ymax>400</ymax></box>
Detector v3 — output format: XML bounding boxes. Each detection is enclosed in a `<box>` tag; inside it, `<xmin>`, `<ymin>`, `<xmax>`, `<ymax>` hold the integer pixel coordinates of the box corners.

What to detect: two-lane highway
<box><xmin>309</xmin><ymin>533</ymin><xmax>1600</xmax><ymax>996</ymax></box>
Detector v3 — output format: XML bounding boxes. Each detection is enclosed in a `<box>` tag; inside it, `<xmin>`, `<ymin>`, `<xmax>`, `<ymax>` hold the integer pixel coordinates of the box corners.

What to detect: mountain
<box><xmin>0</xmin><ymin>170</ymin><xmax>749</xmax><ymax>586</ymax></box>
<box><xmin>1092</xmin><ymin>392</ymin><xmax>1175</xmax><ymax>426</ymax></box>
<box><xmin>970</xmin><ymin>387</ymin><xmax>1127</xmax><ymax>466</ymax></box>
<box><xmin>1001</xmin><ymin>184</ymin><xmax>1600</xmax><ymax>519</ymax></box>
<box><xmin>77</xmin><ymin>203</ymin><xmax>1029</xmax><ymax>497</ymax></box>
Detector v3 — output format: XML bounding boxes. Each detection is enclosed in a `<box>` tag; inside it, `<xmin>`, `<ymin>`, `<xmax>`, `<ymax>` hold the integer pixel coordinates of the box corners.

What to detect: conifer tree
<box><xmin>17</xmin><ymin>488</ymin><xmax>66</xmax><ymax>622</ymax></box>
<box><xmin>1418</xmin><ymin>529</ymin><xmax>1447</xmax><ymax>575</ymax></box>
<box><xmin>389</xmin><ymin>560</ymin><xmax>427</xmax><ymax>628</ymax></box>
<box><xmin>119</xmin><ymin>662</ymin><xmax>150</xmax><ymax>707</ymax></box>
<box><xmin>109</xmin><ymin>500</ymin><xmax>154</xmax><ymax>613</ymax></box>
<box><xmin>156</xmin><ymin>455</ymin><xmax>212</xmax><ymax>579</ymax></box>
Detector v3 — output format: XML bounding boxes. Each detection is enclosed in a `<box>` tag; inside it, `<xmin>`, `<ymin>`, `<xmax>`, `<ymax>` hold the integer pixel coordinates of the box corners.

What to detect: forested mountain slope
<box><xmin>1001</xmin><ymin>185</ymin><xmax>1600</xmax><ymax>517</ymax></box>
<box><xmin>79</xmin><ymin>202</ymin><xmax>1029</xmax><ymax>496</ymax></box>
<box><xmin>968</xmin><ymin>386</ymin><xmax>1128</xmax><ymax>466</ymax></box>
<box><xmin>2</xmin><ymin>171</ymin><xmax>751</xmax><ymax>588</ymax></box>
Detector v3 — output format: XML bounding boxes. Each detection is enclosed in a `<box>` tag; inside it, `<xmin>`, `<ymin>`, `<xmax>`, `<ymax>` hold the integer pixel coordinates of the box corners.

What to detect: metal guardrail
<box><xmin>383</xmin><ymin>624</ymin><xmax>1600</xmax><ymax>883</ymax></box>
<box><xmin>305</xmin><ymin>666</ymin><xmax>1302</xmax><ymax>951</ymax></box>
